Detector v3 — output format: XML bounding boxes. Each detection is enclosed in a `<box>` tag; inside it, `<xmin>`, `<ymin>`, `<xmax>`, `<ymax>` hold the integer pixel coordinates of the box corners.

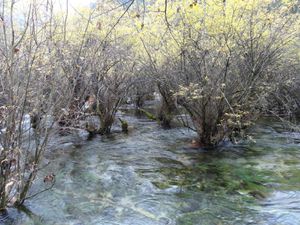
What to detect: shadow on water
<box><xmin>4</xmin><ymin>112</ymin><xmax>300</xmax><ymax>225</ymax></box>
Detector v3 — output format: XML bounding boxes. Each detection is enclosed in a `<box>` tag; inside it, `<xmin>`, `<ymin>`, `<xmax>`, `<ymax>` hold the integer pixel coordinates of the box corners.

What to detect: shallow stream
<box><xmin>1</xmin><ymin>112</ymin><xmax>300</xmax><ymax>225</ymax></box>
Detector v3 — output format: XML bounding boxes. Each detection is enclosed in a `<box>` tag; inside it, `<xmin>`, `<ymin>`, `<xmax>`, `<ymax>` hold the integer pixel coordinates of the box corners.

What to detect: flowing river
<box><xmin>1</xmin><ymin>110</ymin><xmax>300</xmax><ymax>225</ymax></box>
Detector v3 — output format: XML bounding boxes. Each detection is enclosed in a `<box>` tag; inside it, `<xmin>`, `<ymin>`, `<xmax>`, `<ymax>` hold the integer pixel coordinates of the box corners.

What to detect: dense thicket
<box><xmin>0</xmin><ymin>0</ymin><xmax>299</xmax><ymax>211</ymax></box>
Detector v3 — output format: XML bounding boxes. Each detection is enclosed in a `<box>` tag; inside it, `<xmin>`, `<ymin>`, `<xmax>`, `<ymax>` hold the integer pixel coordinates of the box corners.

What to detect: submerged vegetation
<box><xmin>0</xmin><ymin>0</ymin><xmax>299</xmax><ymax>222</ymax></box>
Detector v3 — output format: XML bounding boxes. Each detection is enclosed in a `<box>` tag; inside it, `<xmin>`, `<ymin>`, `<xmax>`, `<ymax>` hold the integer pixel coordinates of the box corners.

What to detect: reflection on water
<box><xmin>1</xmin><ymin>115</ymin><xmax>300</xmax><ymax>225</ymax></box>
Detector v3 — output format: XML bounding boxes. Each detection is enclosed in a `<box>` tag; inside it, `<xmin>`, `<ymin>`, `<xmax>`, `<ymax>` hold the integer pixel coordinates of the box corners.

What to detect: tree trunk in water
<box><xmin>135</xmin><ymin>95</ymin><xmax>144</xmax><ymax>116</ymax></box>
<box><xmin>157</xmin><ymin>107</ymin><xmax>172</xmax><ymax>128</ymax></box>
<box><xmin>97</xmin><ymin>114</ymin><xmax>114</xmax><ymax>135</ymax></box>
<box><xmin>157</xmin><ymin>84</ymin><xmax>177</xmax><ymax>128</ymax></box>
<box><xmin>0</xmin><ymin>187</ymin><xmax>6</xmax><ymax>212</ymax></box>
<box><xmin>0</xmin><ymin>165</ymin><xmax>8</xmax><ymax>211</ymax></box>
<box><xmin>15</xmin><ymin>170</ymin><xmax>37</xmax><ymax>206</ymax></box>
